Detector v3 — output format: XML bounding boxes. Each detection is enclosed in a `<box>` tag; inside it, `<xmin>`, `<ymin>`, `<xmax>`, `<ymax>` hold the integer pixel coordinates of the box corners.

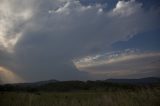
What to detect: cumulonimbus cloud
<box><xmin>0</xmin><ymin>0</ymin><xmax>159</xmax><ymax>82</ymax></box>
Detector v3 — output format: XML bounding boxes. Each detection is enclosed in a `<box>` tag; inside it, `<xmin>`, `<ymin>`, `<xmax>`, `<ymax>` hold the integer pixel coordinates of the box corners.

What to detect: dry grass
<box><xmin>0</xmin><ymin>88</ymin><xmax>160</xmax><ymax>106</ymax></box>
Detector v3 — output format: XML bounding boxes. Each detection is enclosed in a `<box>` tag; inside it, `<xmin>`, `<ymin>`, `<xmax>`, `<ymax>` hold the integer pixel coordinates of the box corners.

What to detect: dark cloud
<box><xmin>0</xmin><ymin>0</ymin><xmax>160</xmax><ymax>83</ymax></box>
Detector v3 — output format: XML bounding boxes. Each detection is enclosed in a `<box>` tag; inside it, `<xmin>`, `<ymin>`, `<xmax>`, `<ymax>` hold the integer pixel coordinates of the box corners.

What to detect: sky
<box><xmin>0</xmin><ymin>0</ymin><xmax>160</xmax><ymax>84</ymax></box>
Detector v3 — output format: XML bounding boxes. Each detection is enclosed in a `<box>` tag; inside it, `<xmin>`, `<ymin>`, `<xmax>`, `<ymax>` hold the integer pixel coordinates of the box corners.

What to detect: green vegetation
<box><xmin>0</xmin><ymin>87</ymin><xmax>160</xmax><ymax>106</ymax></box>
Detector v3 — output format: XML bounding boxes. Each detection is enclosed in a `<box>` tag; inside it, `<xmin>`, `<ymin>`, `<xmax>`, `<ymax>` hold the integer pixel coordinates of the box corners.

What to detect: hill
<box><xmin>0</xmin><ymin>77</ymin><xmax>159</xmax><ymax>92</ymax></box>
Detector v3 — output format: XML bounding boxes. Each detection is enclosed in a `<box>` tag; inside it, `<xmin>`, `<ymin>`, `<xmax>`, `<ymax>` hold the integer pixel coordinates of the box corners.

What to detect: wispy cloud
<box><xmin>73</xmin><ymin>49</ymin><xmax>160</xmax><ymax>79</ymax></box>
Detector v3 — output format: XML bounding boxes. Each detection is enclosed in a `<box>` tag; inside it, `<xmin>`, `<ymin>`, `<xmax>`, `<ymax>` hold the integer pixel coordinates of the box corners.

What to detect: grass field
<box><xmin>0</xmin><ymin>87</ymin><xmax>160</xmax><ymax>106</ymax></box>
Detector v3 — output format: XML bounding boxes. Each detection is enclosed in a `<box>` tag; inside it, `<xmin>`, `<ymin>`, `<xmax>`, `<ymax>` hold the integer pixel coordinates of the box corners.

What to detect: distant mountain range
<box><xmin>0</xmin><ymin>77</ymin><xmax>160</xmax><ymax>92</ymax></box>
<box><xmin>0</xmin><ymin>77</ymin><xmax>160</xmax><ymax>86</ymax></box>
<box><xmin>12</xmin><ymin>79</ymin><xmax>59</xmax><ymax>87</ymax></box>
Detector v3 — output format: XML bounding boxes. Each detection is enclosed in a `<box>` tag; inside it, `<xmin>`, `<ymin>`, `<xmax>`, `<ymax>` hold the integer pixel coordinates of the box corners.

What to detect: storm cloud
<box><xmin>0</xmin><ymin>0</ymin><xmax>160</xmax><ymax>83</ymax></box>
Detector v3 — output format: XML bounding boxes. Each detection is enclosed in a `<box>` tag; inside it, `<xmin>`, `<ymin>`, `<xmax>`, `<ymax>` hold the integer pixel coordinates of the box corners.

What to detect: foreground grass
<box><xmin>0</xmin><ymin>88</ymin><xmax>160</xmax><ymax>106</ymax></box>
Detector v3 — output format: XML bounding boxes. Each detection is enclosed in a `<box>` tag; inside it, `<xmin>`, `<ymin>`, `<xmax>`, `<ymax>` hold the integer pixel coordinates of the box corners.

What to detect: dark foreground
<box><xmin>0</xmin><ymin>78</ymin><xmax>160</xmax><ymax>106</ymax></box>
<box><xmin>0</xmin><ymin>87</ymin><xmax>160</xmax><ymax>106</ymax></box>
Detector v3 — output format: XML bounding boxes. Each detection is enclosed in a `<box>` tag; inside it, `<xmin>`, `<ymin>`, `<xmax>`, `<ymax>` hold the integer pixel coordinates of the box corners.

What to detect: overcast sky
<box><xmin>0</xmin><ymin>0</ymin><xmax>160</xmax><ymax>83</ymax></box>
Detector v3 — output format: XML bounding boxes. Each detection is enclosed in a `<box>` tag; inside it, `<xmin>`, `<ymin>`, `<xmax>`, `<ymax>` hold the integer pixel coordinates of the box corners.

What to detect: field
<box><xmin>0</xmin><ymin>87</ymin><xmax>160</xmax><ymax>106</ymax></box>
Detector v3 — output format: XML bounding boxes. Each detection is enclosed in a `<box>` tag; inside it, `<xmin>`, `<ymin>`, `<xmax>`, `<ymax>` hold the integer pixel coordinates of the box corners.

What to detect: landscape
<box><xmin>0</xmin><ymin>0</ymin><xmax>160</xmax><ymax>106</ymax></box>
<box><xmin>0</xmin><ymin>77</ymin><xmax>160</xmax><ymax>106</ymax></box>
